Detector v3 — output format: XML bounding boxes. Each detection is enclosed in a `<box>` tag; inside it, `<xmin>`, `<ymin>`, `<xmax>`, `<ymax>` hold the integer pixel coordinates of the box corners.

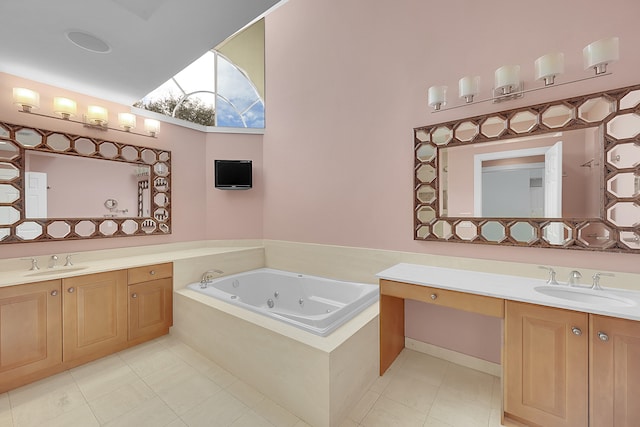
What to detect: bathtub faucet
<box><xmin>200</xmin><ymin>269</ymin><xmax>224</xmax><ymax>288</ymax></box>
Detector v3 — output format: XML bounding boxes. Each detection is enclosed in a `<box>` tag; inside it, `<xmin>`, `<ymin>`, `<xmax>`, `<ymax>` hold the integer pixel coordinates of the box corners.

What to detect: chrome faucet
<box><xmin>591</xmin><ymin>272</ymin><xmax>614</xmax><ymax>290</ymax></box>
<box><xmin>48</xmin><ymin>255</ymin><xmax>59</xmax><ymax>269</ymax></box>
<box><xmin>538</xmin><ymin>266</ymin><xmax>559</xmax><ymax>285</ymax></box>
<box><xmin>567</xmin><ymin>270</ymin><xmax>582</xmax><ymax>286</ymax></box>
<box><xmin>200</xmin><ymin>269</ymin><xmax>224</xmax><ymax>288</ymax></box>
<box><xmin>21</xmin><ymin>257</ymin><xmax>39</xmax><ymax>271</ymax></box>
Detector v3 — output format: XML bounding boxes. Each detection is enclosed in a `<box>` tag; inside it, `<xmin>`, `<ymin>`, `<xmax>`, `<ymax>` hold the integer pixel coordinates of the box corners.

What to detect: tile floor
<box><xmin>0</xmin><ymin>335</ymin><xmax>504</xmax><ymax>427</ymax></box>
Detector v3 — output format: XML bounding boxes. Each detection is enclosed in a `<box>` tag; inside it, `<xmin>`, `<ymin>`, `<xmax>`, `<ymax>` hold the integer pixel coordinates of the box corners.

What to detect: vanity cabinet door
<box><xmin>128</xmin><ymin>277</ymin><xmax>172</xmax><ymax>342</ymax></box>
<box><xmin>0</xmin><ymin>280</ymin><xmax>62</xmax><ymax>393</ymax></box>
<box><xmin>590</xmin><ymin>315</ymin><xmax>640</xmax><ymax>427</ymax></box>
<box><xmin>62</xmin><ymin>271</ymin><xmax>128</xmax><ymax>361</ymax></box>
<box><xmin>504</xmin><ymin>301</ymin><xmax>588</xmax><ymax>427</ymax></box>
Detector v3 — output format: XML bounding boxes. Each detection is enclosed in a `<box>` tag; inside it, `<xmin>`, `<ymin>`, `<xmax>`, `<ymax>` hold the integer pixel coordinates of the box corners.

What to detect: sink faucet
<box><xmin>592</xmin><ymin>272</ymin><xmax>615</xmax><ymax>290</ymax></box>
<box><xmin>21</xmin><ymin>257</ymin><xmax>39</xmax><ymax>271</ymax></box>
<box><xmin>538</xmin><ymin>266</ymin><xmax>559</xmax><ymax>285</ymax></box>
<box><xmin>568</xmin><ymin>270</ymin><xmax>582</xmax><ymax>286</ymax></box>
<box><xmin>48</xmin><ymin>255</ymin><xmax>59</xmax><ymax>269</ymax></box>
<box><xmin>200</xmin><ymin>269</ymin><xmax>224</xmax><ymax>288</ymax></box>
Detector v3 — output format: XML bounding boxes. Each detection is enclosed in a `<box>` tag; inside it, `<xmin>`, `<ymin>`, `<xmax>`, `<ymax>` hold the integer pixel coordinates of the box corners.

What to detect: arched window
<box><xmin>136</xmin><ymin>20</ymin><xmax>265</xmax><ymax>129</ymax></box>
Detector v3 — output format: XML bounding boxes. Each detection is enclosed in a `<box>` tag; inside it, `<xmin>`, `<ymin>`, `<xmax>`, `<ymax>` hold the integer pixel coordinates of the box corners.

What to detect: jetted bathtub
<box><xmin>187</xmin><ymin>267</ymin><xmax>379</xmax><ymax>336</ymax></box>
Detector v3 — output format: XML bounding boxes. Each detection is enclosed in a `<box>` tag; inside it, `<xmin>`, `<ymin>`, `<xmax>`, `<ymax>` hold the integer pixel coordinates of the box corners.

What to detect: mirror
<box><xmin>414</xmin><ymin>84</ymin><xmax>640</xmax><ymax>253</ymax></box>
<box><xmin>439</xmin><ymin>127</ymin><xmax>601</xmax><ymax>218</ymax></box>
<box><xmin>0</xmin><ymin>121</ymin><xmax>171</xmax><ymax>243</ymax></box>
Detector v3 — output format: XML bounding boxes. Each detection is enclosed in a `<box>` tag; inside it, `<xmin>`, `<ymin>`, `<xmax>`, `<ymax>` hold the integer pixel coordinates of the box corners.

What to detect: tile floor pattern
<box><xmin>0</xmin><ymin>335</ymin><xmax>504</xmax><ymax>427</ymax></box>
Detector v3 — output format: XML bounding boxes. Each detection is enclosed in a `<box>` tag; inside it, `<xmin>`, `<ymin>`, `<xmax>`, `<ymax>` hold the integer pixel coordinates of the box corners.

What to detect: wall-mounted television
<box><xmin>214</xmin><ymin>160</ymin><xmax>252</xmax><ymax>190</ymax></box>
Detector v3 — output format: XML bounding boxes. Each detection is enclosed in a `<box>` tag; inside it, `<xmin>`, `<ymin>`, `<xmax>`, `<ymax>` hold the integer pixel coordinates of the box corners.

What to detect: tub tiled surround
<box><xmin>172</xmin><ymin>290</ymin><xmax>379</xmax><ymax>427</ymax></box>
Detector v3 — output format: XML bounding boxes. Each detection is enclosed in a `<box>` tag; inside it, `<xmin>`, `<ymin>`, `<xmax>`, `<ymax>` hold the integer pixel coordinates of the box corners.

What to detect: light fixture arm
<box><xmin>431</xmin><ymin>72</ymin><xmax>611</xmax><ymax>113</ymax></box>
<box><xmin>17</xmin><ymin>110</ymin><xmax>159</xmax><ymax>138</ymax></box>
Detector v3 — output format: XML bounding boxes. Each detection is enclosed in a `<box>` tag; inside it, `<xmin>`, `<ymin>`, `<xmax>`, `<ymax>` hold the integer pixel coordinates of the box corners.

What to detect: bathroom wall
<box><xmin>262</xmin><ymin>0</ymin><xmax>640</xmax><ymax>274</ymax></box>
<box><xmin>205</xmin><ymin>132</ymin><xmax>264</xmax><ymax>239</ymax></box>
<box><xmin>261</xmin><ymin>0</ymin><xmax>640</xmax><ymax>360</ymax></box>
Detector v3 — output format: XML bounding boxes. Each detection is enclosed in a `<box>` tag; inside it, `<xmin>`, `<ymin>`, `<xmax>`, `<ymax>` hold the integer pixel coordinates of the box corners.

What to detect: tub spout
<box><xmin>200</xmin><ymin>269</ymin><xmax>224</xmax><ymax>288</ymax></box>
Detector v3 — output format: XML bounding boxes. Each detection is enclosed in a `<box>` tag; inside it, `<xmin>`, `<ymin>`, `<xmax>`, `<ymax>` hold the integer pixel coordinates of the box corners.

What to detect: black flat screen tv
<box><xmin>214</xmin><ymin>160</ymin><xmax>252</xmax><ymax>190</ymax></box>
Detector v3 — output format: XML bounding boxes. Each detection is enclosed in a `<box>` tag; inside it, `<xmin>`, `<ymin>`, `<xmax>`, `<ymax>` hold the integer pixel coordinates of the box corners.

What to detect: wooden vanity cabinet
<box><xmin>62</xmin><ymin>270</ymin><xmax>128</xmax><ymax>362</ymax></box>
<box><xmin>0</xmin><ymin>280</ymin><xmax>62</xmax><ymax>392</ymax></box>
<box><xmin>589</xmin><ymin>315</ymin><xmax>640</xmax><ymax>427</ymax></box>
<box><xmin>0</xmin><ymin>262</ymin><xmax>173</xmax><ymax>394</ymax></box>
<box><xmin>505</xmin><ymin>301</ymin><xmax>640</xmax><ymax>427</ymax></box>
<box><xmin>127</xmin><ymin>263</ymin><xmax>173</xmax><ymax>343</ymax></box>
<box><xmin>504</xmin><ymin>301</ymin><xmax>588</xmax><ymax>427</ymax></box>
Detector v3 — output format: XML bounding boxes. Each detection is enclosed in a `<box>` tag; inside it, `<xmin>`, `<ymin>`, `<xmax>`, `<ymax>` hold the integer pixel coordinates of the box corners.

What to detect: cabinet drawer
<box><xmin>128</xmin><ymin>263</ymin><xmax>172</xmax><ymax>284</ymax></box>
<box><xmin>380</xmin><ymin>279</ymin><xmax>504</xmax><ymax>318</ymax></box>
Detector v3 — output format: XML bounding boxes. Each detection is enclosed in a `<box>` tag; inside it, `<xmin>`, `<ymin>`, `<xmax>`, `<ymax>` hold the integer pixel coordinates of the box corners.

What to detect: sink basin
<box><xmin>26</xmin><ymin>266</ymin><xmax>88</xmax><ymax>277</ymax></box>
<box><xmin>534</xmin><ymin>286</ymin><xmax>636</xmax><ymax>307</ymax></box>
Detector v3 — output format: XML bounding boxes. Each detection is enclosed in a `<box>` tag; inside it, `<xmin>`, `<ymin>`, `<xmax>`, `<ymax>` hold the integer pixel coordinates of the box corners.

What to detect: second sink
<box><xmin>534</xmin><ymin>286</ymin><xmax>636</xmax><ymax>307</ymax></box>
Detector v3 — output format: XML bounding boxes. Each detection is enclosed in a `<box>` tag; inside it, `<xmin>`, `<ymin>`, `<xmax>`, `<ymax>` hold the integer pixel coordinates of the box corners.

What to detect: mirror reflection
<box><xmin>439</xmin><ymin>127</ymin><xmax>601</xmax><ymax>218</ymax></box>
<box><xmin>22</xmin><ymin>152</ymin><xmax>150</xmax><ymax>219</ymax></box>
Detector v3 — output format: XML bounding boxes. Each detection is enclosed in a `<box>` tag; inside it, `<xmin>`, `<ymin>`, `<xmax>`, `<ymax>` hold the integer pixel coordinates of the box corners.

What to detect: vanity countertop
<box><xmin>377</xmin><ymin>263</ymin><xmax>640</xmax><ymax>321</ymax></box>
<box><xmin>0</xmin><ymin>245</ymin><xmax>263</xmax><ymax>288</ymax></box>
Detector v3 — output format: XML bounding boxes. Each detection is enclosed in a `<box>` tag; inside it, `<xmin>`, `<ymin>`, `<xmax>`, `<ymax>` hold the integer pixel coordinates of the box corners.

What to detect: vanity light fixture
<box><xmin>427</xmin><ymin>36</ymin><xmax>619</xmax><ymax>112</ymax></box>
<box><xmin>13</xmin><ymin>88</ymin><xmax>40</xmax><ymax>112</ymax></box>
<box><xmin>86</xmin><ymin>105</ymin><xmax>108</xmax><ymax>128</ymax></box>
<box><xmin>535</xmin><ymin>52</ymin><xmax>564</xmax><ymax>86</ymax></box>
<box><xmin>459</xmin><ymin>76</ymin><xmax>480</xmax><ymax>103</ymax></box>
<box><xmin>118</xmin><ymin>113</ymin><xmax>136</xmax><ymax>131</ymax></box>
<box><xmin>427</xmin><ymin>86</ymin><xmax>447</xmax><ymax>111</ymax></box>
<box><xmin>53</xmin><ymin>97</ymin><xmax>77</xmax><ymax>119</ymax></box>
<box><xmin>144</xmin><ymin>119</ymin><xmax>161</xmax><ymax>137</ymax></box>
<box><xmin>12</xmin><ymin>88</ymin><xmax>160</xmax><ymax>137</ymax></box>
<box><xmin>583</xmin><ymin>37</ymin><xmax>619</xmax><ymax>75</ymax></box>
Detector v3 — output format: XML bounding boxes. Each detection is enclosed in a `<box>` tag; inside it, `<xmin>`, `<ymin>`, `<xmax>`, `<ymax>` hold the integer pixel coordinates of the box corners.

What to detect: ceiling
<box><xmin>0</xmin><ymin>0</ymin><xmax>282</xmax><ymax>105</ymax></box>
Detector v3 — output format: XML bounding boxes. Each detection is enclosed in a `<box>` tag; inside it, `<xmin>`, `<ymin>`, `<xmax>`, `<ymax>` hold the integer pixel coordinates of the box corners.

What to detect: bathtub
<box><xmin>187</xmin><ymin>268</ymin><xmax>378</xmax><ymax>336</ymax></box>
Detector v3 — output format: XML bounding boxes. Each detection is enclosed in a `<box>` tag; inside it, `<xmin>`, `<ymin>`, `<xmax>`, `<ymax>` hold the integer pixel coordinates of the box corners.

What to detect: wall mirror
<box><xmin>0</xmin><ymin>121</ymin><xmax>171</xmax><ymax>243</ymax></box>
<box><xmin>414</xmin><ymin>84</ymin><xmax>640</xmax><ymax>252</ymax></box>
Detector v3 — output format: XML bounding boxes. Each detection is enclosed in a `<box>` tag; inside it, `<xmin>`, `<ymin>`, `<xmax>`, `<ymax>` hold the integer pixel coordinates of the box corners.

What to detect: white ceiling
<box><xmin>0</xmin><ymin>0</ymin><xmax>281</xmax><ymax>105</ymax></box>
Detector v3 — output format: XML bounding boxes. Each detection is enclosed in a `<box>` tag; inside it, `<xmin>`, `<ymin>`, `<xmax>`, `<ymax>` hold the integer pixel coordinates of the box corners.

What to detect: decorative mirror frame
<box><xmin>0</xmin><ymin>121</ymin><xmax>171</xmax><ymax>243</ymax></box>
<box><xmin>414</xmin><ymin>83</ymin><xmax>640</xmax><ymax>253</ymax></box>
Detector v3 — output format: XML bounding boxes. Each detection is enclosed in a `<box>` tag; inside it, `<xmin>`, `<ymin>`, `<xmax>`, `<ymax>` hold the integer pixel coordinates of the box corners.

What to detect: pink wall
<box><xmin>205</xmin><ymin>132</ymin><xmax>264</xmax><ymax>239</ymax></box>
<box><xmin>0</xmin><ymin>73</ymin><xmax>263</xmax><ymax>259</ymax></box>
<box><xmin>262</xmin><ymin>0</ymin><xmax>640</xmax><ymax>274</ymax></box>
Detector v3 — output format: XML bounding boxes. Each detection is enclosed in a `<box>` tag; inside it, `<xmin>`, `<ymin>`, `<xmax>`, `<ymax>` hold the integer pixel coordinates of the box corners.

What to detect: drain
<box><xmin>230</xmin><ymin>295</ymin><xmax>237</xmax><ymax>299</ymax></box>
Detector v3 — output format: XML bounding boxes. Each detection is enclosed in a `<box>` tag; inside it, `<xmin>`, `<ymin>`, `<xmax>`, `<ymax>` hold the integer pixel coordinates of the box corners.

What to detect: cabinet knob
<box><xmin>149</xmin><ymin>270</ymin><xmax>156</xmax><ymax>275</ymax></box>
<box><xmin>132</xmin><ymin>293</ymin><xmax>138</xmax><ymax>299</ymax></box>
<box><xmin>430</xmin><ymin>293</ymin><xmax>438</xmax><ymax>300</ymax></box>
<box><xmin>67</xmin><ymin>287</ymin><xmax>75</xmax><ymax>293</ymax></box>
<box><xmin>571</xmin><ymin>327</ymin><xmax>582</xmax><ymax>336</ymax></box>
<box><xmin>597</xmin><ymin>331</ymin><xmax>609</xmax><ymax>342</ymax></box>
<box><xmin>51</xmin><ymin>290</ymin><xmax>58</xmax><ymax>296</ymax></box>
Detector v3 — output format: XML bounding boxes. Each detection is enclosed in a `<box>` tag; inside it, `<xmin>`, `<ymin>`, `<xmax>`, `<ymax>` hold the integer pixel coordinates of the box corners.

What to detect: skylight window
<box><xmin>135</xmin><ymin>19</ymin><xmax>265</xmax><ymax>129</ymax></box>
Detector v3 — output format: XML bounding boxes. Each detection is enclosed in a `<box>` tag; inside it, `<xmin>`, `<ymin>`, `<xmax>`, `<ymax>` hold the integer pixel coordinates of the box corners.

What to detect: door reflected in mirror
<box><xmin>439</xmin><ymin>127</ymin><xmax>601</xmax><ymax>219</ymax></box>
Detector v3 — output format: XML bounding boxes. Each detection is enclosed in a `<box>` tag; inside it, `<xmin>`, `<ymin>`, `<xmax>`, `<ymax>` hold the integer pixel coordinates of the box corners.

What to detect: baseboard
<box><xmin>405</xmin><ymin>337</ymin><xmax>501</xmax><ymax>377</ymax></box>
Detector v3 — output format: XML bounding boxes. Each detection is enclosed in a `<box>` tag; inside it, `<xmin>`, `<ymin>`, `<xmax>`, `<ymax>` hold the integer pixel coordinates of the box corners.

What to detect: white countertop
<box><xmin>0</xmin><ymin>246</ymin><xmax>262</xmax><ymax>288</ymax></box>
<box><xmin>377</xmin><ymin>263</ymin><xmax>640</xmax><ymax>321</ymax></box>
